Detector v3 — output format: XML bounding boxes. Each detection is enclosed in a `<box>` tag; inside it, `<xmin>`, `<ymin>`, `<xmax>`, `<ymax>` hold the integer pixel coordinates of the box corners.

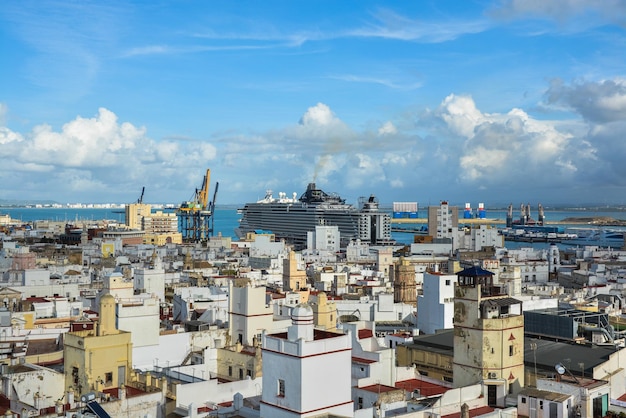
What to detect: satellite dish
<box><xmin>555</xmin><ymin>363</ymin><xmax>566</xmax><ymax>375</ymax></box>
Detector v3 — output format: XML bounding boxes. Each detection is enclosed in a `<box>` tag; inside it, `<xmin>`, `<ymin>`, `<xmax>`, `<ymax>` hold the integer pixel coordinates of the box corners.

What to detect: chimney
<box><xmin>461</xmin><ymin>403</ymin><xmax>470</xmax><ymax>418</ymax></box>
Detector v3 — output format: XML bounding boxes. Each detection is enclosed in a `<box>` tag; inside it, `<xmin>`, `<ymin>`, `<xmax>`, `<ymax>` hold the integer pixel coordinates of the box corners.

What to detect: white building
<box><xmin>229</xmin><ymin>280</ymin><xmax>273</xmax><ymax>346</ymax></box>
<box><xmin>172</xmin><ymin>286</ymin><xmax>228</xmax><ymax>323</ymax></box>
<box><xmin>134</xmin><ymin>263</ymin><xmax>166</xmax><ymax>301</ymax></box>
<box><xmin>5</xmin><ymin>269</ymin><xmax>50</xmax><ymax>287</ymax></box>
<box><xmin>249</xmin><ymin>234</ymin><xmax>286</xmax><ymax>258</ymax></box>
<box><xmin>334</xmin><ymin>293</ymin><xmax>414</xmax><ymax>324</ymax></box>
<box><xmin>261</xmin><ymin>304</ymin><xmax>353</xmax><ymax>417</ymax></box>
<box><xmin>417</xmin><ymin>271</ymin><xmax>457</xmax><ymax>334</ymax></box>
<box><xmin>98</xmin><ymin>271</ymin><xmax>161</xmax><ymax>348</ymax></box>
<box><xmin>346</xmin><ymin>240</ymin><xmax>377</xmax><ymax>264</ymax></box>
<box><xmin>428</xmin><ymin>201</ymin><xmax>458</xmax><ymax>242</ymax></box>
<box><xmin>307</xmin><ymin>224</ymin><xmax>340</xmax><ymax>253</ymax></box>
<box><xmin>117</xmin><ymin>294</ymin><xmax>160</xmax><ymax>348</ymax></box>
<box><xmin>458</xmin><ymin>225</ymin><xmax>503</xmax><ymax>251</ymax></box>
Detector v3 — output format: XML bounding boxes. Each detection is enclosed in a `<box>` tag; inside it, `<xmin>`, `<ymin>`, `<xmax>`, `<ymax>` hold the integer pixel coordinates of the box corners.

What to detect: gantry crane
<box><xmin>177</xmin><ymin>169</ymin><xmax>219</xmax><ymax>242</ymax></box>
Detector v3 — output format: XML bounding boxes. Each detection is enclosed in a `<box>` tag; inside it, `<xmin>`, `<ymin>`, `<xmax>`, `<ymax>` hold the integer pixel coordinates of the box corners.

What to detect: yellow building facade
<box><xmin>143</xmin><ymin>232</ymin><xmax>183</xmax><ymax>245</ymax></box>
<box><xmin>282</xmin><ymin>250</ymin><xmax>307</xmax><ymax>291</ymax></box>
<box><xmin>216</xmin><ymin>343</ymin><xmax>262</xmax><ymax>381</ymax></box>
<box><xmin>63</xmin><ymin>294</ymin><xmax>132</xmax><ymax>396</ymax></box>
<box><xmin>396</xmin><ymin>338</ymin><xmax>454</xmax><ymax>382</ymax></box>
<box><xmin>125</xmin><ymin>203</ymin><xmax>152</xmax><ymax>230</ymax></box>
<box><xmin>311</xmin><ymin>292</ymin><xmax>337</xmax><ymax>331</ymax></box>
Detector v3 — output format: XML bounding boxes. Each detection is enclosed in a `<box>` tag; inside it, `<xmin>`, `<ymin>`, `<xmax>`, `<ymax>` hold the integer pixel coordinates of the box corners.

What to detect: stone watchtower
<box><xmin>452</xmin><ymin>266</ymin><xmax>524</xmax><ymax>407</ymax></box>
<box><xmin>392</xmin><ymin>257</ymin><xmax>416</xmax><ymax>305</ymax></box>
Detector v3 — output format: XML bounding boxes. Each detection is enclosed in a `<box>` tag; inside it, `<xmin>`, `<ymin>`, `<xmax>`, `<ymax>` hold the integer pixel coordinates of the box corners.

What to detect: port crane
<box><xmin>137</xmin><ymin>186</ymin><xmax>145</xmax><ymax>204</ymax></box>
<box><xmin>177</xmin><ymin>169</ymin><xmax>219</xmax><ymax>243</ymax></box>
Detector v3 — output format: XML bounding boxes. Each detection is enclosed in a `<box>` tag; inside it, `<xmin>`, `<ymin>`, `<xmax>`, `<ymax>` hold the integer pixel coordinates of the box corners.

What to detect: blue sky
<box><xmin>1</xmin><ymin>1</ymin><xmax>626</xmax><ymax>207</ymax></box>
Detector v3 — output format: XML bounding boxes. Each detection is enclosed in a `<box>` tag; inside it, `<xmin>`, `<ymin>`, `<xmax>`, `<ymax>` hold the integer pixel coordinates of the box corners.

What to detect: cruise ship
<box><xmin>236</xmin><ymin>183</ymin><xmax>393</xmax><ymax>249</ymax></box>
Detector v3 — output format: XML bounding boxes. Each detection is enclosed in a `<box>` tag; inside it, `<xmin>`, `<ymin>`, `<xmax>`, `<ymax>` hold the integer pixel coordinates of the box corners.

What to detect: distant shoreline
<box><xmin>393</xmin><ymin>216</ymin><xmax>626</xmax><ymax>226</ymax></box>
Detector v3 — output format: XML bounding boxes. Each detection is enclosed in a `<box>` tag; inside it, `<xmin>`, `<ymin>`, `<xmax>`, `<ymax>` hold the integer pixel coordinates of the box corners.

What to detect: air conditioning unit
<box><xmin>488</xmin><ymin>372</ymin><xmax>497</xmax><ymax>379</ymax></box>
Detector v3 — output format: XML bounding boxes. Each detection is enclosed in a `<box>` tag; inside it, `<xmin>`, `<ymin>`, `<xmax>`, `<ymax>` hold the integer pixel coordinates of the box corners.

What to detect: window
<box><xmin>521</xmin><ymin>397</ymin><xmax>527</xmax><ymax>404</ymax></box>
<box><xmin>358</xmin><ymin>397</ymin><xmax>363</xmax><ymax>409</ymax></box>
<box><xmin>228</xmin><ymin>366</ymin><xmax>232</xmax><ymax>376</ymax></box>
<box><xmin>105</xmin><ymin>372</ymin><xmax>113</xmax><ymax>385</ymax></box>
<box><xmin>509</xmin><ymin>345</ymin><xmax>514</xmax><ymax>356</ymax></box>
<box><xmin>239</xmin><ymin>369</ymin><xmax>244</xmax><ymax>379</ymax></box>
<box><xmin>445</xmin><ymin>279</ymin><xmax>451</xmax><ymax>286</ymax></box>
<box><xmin>278</xmin><ymin>379</ymin><xmax>285</xmax><ymax>397</ymax></box>
<box><xmin>247</xmin><ymin>369</ymin><xmax>252</xmax><ymax>377</ymax></box>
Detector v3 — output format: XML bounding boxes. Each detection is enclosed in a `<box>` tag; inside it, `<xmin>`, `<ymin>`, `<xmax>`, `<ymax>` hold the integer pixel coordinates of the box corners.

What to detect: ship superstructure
<box><xmin>236</xmin><ymin>183</ymin><xmax>393</xmax><ymax>249</ymax></box>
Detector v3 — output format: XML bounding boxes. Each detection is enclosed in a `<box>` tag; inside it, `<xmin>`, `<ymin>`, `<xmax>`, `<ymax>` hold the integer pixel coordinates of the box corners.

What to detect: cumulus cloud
<box><xmin>25</xmin><ymin>108</ymin><xmax>144</xmax><ymax>168</ymax></box>
<box><xmin>430</xmin><ymin>93</ymin><xmax>598</xmax><ymax>193</ymax></box>
<box><xmin>4</xmin><ymin>87</ymin><xmax>626</xmax><ymax>205</ymax></box>
<box><xmin>546</xmin><ymin>78</ymin><xmax>626</xmax><ymax>124</ymax></box>
<box><xmin>0</xmin><ymin>107</ymin><xmax>219</xmax><ymax>202</ymax></box>
<box><xmin>437</xmin><ymin>94</ymin><xmax>486</xmax><ymax>138</ymax></box>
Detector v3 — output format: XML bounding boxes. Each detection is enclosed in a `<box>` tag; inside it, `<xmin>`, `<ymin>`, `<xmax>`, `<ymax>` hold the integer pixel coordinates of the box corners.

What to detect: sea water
<box><xmin>1</xmin><ymin>207</ymin><xmax>243</xmax><ymax>240</ymax></box>
<box><xmin>3</xmin><ymin>206</ymin><xmax>626</xmax><ymax>247</ymax></box>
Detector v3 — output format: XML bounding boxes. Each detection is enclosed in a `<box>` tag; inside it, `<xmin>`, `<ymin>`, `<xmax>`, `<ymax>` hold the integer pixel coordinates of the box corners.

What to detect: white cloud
<box><xmin>299</xmin><ymin>103</ymin><xmax>339</xmax><ymax>127</ymax></box>
<box><xmin>25</xmin><ymin>108</ymin><xmax>145</xmax><ymax>168</ymax></box>
<box><xmin>430</xmin><ymin>93</ymin><xmax>596</xmax><ymax>190</ymax></box>
<box><xmin>378</xmin><ymin>121</ymin><xmax>397</xmax><ymax>136</ymax></box>
<box><xmin>3</xmin><ymin>89</ymin><xmax>626</xmax><ymax>205</ymax></box>
<box><xmin>0</xmin><ymin>107</ymin><xmax>222</xmax><ymax>201</ymax></box>
<box><xmin>350</xmin><ymin>8</ymin><xmax>490</xmax><ymax>43</ymax></box>
<box><xmin>437</xmin><ymin>94</ymin><xmax>485</xmax><ymax>138</ymax></box>
<box><xmin>547</xmin><ymin>78</ymin><xmax>626</xmax><ymax>123</ymax></box>
<box><xmin>389</xmin><ymin>178</ymin><xmax>404</xmax><ymax>188</ymax></box>
<box><xmin>343</xmin><ymin>153</ymin><xmax>386</xmax><ymax>189</ymax></box>
<box><xmin>0</xmin><ymin>127</ymin><xmax>23</xmax><ymax>147</ymax></box>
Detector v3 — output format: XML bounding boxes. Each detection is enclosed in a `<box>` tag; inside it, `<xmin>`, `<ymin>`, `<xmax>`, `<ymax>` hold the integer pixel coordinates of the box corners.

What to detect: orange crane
<box><xmin>177</xmin><ymin>169</ymin><xmax>217</xmax><ymax>242</ymax></box>
<box><xmin>179</xmin><ymin>169</ymin><xmax>211</xmax><ymax>212</ymax></box>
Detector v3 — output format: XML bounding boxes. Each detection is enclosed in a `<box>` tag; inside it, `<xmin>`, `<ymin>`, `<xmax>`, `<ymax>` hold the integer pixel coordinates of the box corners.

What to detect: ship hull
<box><xmin>237</xmin><ymin>184</ymin><xmax>392</xmax><ymax>249</ymax></box>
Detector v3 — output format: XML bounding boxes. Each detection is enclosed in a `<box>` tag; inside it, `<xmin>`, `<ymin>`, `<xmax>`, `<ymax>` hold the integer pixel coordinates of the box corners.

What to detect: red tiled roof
<box><xmin>25</xmin><ymin>297</ymin><xmax>49</xmax><ymax>303</ymax></box>
<box><xmin>352</xmin><ymin>356</ymin><xmax>377</xmax><ymax>364</ymax></box>
<box><xmin>358</xmin><ymin>329</ymin><xmax>373</xmax><ymax>339</ymax></box>
<box><xmin>102</xmin><ymin>385</ymin><xmax>147</xmax><ymax>399</ymax></box>
<box><xmin>267</xmin><ymin>329</ymin><xmax>344</xmax><ymax>341</ymax></box>
<box><xmin>395</xmin><ymin>379</ymin><xmax>449</xmax><ymax>397</ymax></box>
<box><xmin>442</xmin><ymin>405</ymin><xmax>494</xmax><ymax>418</ymax></box>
